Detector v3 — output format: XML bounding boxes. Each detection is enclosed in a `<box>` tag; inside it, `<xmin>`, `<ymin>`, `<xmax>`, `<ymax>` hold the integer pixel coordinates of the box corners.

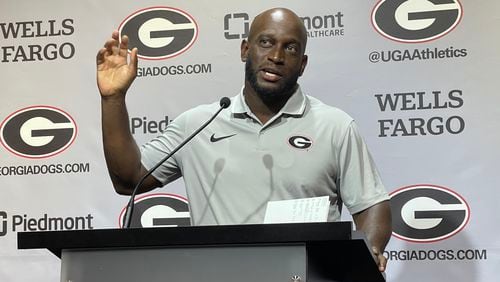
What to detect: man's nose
<box><xmin>268</xmin><ymin>46</ymin><xmax>285</xmax><ymax>64</ymax></box>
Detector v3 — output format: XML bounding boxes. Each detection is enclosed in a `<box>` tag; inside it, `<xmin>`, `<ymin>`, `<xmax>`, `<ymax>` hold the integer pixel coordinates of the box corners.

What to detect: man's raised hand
<box><xmin>96</xmin><ymin>31</ymin><xmax>138</xmax><ymax>98</ymax></box>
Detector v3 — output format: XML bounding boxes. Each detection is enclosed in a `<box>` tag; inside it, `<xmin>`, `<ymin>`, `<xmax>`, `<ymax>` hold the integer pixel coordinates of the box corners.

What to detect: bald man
<box><xmin>97</xmin><ymin>8</ymin><xmax>392</xmax><ymax>272</ymax></box>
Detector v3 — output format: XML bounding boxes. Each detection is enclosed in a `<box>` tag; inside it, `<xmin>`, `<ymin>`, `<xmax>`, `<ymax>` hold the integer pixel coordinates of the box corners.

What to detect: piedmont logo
<box><xmin>224</xmin><ymin>12</ymin><xmax>345</xmax><ymax>40</ymax></box>
<box><xmin>0</xmin><ymin>106</ymin><xmax>77</xmax><ymax>158</ymax></box>
<box><xmin>390</xmin><ymin>184</ymin><xmax>470</xmax><ymax>243</ymax></box>
<box><xmin>0</xmin><ymin>211</ymin><xmax>7</xmax><ymax>236</ymax></box>
<box><xmin>119</xmin><ymin>193</ymin><xmax>190</xmax><ymax>228</ymax></box>
<box><xmin>224</xmin><ymin>13</ymin><xmax>249</xmax><ymax>40</ymax></box>
<box><xmin>372</xmin><ymin>0</ymin><xmax>463</xmax><ymax>43</ymax></box>
<box><xmin>119</xmin><ymin>6</ymin><xmax>198</xmax><ymax>60</ymax></box>
<box><xmin>0</xmin><ymin>211</ymin><xmax>94</xmax><ymax>237</ymax></box>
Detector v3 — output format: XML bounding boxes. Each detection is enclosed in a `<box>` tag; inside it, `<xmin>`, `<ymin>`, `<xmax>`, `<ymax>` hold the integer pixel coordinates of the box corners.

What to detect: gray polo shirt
<box><xmin>141</xmin><ymin>87</ymin><xmax>389</xmax><ymax>225</ymax></box>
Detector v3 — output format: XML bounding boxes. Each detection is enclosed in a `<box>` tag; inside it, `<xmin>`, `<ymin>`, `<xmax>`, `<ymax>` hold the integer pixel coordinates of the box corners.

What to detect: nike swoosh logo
<box><xmin>210</xmin><ymin>133</ymin><xmax>236</xmax><ymax>142</ymax></box>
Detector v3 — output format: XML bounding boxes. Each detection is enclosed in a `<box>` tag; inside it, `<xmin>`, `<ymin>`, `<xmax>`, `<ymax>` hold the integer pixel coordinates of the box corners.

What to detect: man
<box><xmin>97</xmin><ymin>8</ymin><xmax>392</xmax><ymax>272</ymax></box>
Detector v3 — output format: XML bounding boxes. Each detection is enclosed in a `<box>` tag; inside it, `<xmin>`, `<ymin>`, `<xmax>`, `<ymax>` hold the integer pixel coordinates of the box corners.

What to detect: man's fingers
<box><xmin>103</xmin><ymin>38</ymin><xmax>115</xmax><ymax>49</ymax></box>
<box><xmin>378</xmin><ymin>254</ymin><xmax>387</xmax><ymax>272</ymax></box>
<box><xmin>129</xmin><ymin>47</ymin><xmax>139</xmax><ymax>74</ymax></box>
<box><xmin>112</xmin><ymin>30</ymin><xmax>119</xmax><ymax>40</ymax></box>
<box><xmin>120</xmin><ymin>35</ymin><xmax>128</xmax><ymax>47</ymax></box>
<box><xmin>96</xmin><ymin>48</ymin><xmax>107</xmax><ymax>65</ymax></box>
<box><xmin>119</xmin><ymin>35</ymin><xmax>130</xmax><ymax>57</ymax></box>
<box><xmin>101</xmin><ymin>33</ymin><xmax>132</xmax><ymax>61</ymax></box>
<box><xmin>103</xmin><ymin>38</ymin><xmax>120</xmax><ymax>55</ymax></box>
<box><xmin>371</xmin><ymin>246</ymin><xmax>387</xmax><ymax>272</ymax></box>
<box><xmin>98</xmin><ymin>32</ymin><xmax>137</xmax><ymax>72</ymax></box>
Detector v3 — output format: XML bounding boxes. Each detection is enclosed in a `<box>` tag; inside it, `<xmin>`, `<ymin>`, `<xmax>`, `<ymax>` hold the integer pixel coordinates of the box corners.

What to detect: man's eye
<box><xmin>286</xmin><ymin>45</ymin><xmax>298</xmax><ymax>52</ymax></box>
<box><xmin>260</xmin><ymin>39</ymin><xmax>272</xmax><ymax>47</ymax></box>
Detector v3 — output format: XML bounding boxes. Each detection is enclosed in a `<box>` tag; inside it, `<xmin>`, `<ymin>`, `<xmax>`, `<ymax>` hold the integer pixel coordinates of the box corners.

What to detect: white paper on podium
<box><xmin>263</xmin><ymin>196</ymin><xmax>330</xmax><ymax>224</ymax></box>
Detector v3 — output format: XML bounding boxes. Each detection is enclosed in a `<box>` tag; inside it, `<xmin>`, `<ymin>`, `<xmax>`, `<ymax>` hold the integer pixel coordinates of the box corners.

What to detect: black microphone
<box><xmin>122</xmin><ymin>97</ymin><xmax>231</xmax><ymax>228</ymax></box>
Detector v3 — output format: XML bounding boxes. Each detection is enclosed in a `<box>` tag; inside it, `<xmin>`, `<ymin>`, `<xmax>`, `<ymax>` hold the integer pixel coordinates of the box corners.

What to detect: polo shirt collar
<box><xmin>231</xmin><ymin>85</ymin><xmax>307</xmax><ymax>117</ymax></box>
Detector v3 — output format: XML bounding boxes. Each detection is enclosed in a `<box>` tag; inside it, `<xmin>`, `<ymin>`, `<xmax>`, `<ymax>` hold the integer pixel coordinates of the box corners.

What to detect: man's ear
<box><xmin>299</xmin><ymin>54</ymin><xmax>308</xmax><ymax>76</ymax></box>
<box><xmin>240</xmin><ymin>39</ymin><xmax>249</xmax><ymax>62</ymax></box>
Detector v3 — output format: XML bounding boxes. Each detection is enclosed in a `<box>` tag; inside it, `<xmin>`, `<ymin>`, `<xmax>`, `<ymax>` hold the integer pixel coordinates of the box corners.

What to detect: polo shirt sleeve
<box><xmin>140</xmin><ymin>112</ymin><xmax>186</xmax><ymax>185</ymax></box>
<box><xmin>336</xmin><ymin>121</ymin><xmax>389</xmax><ymax>215</ymax></box>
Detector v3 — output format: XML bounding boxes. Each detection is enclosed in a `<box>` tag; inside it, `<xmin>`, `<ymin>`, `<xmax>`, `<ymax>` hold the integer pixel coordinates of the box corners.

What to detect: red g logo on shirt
<box><xmin>288</xmin><ymin>136</ymin><xmax>313</xmax><ymax>149</ymax></box>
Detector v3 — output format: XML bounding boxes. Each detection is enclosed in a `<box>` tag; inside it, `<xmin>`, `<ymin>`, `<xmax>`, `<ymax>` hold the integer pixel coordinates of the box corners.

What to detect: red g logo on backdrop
<box><xmin>0</xmin><ymin>106</ymin><xmax>77</xmax><ymax>158</ymax></box>
<box><xmin>390</xmin><ymin>184</ymin><xmax>470</xmax><ymax>243</ymax></box>
<box><xmin>372</xmin><ymin>0</ymin><xmax>463</xmax><ymax>43</ymax></box>
<box><xmin>119</xmin><ymin>7</ymin><xmax>198</xmax><ymax>60</ymax></box>
<box><xmin>119</xmin><ymin>193</ymin><xmax>191</xmax><ymax>228</ymax></box>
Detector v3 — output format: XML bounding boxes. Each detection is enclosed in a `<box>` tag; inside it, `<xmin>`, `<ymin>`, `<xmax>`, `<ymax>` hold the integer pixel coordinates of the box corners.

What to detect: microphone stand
<box><xmin>122</xmin><ymin>97</ymin><xmax>231</xmax><ymax>228</ymax></box>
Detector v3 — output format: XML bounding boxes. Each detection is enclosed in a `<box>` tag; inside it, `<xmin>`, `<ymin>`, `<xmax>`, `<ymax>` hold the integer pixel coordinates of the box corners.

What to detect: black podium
<box><xmin>18</xmin><ymin>222</ymin><xmax>385</xmax><ymax>282</ymax></box>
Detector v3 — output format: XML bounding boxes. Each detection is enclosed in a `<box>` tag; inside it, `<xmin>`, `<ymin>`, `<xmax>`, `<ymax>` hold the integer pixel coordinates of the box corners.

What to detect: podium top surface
<box><xmin>18</xmin><ymin>222</ymin><xmax>386</xmax><ymax>282</ymax></box>
<box><xmin>18</xmin><ymin>222</ymin><xmax>353</xmax><ymax>257</ymax></box>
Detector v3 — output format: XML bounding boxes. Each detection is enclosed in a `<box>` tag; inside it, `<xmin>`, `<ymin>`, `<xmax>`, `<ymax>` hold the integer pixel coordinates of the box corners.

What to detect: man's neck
<box><xmin>243</xmin><ymin>84</ymin><xmax>296</xmax><ymax>125</ymax></box>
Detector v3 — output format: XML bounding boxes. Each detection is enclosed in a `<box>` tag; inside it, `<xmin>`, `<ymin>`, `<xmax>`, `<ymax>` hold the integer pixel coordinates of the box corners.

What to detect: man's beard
<box><xmin>245</xmin><ymin>57</ymin><xmax>300</xmax><ymax>103</ymax></box>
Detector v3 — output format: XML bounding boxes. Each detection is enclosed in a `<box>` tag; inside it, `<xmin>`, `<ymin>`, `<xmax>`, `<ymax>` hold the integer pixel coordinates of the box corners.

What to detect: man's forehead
<box><xmin>253</xmin><ymin>10</ymin><xmax>300</xmax><ymax>29</ymax></box>
<box><xmin>248</xmin><ymin>8</ymin><xmax>307</xmax><ymax>46</ymax></box>
<box><xmin>251</xmin><ymin>18</ymin><xmax>304</xmax><ymax>38</ymax></box>
<box><xmin>269</xmin><ymin>9</ymin><xmax>285</xmax><ymax>21</ymax></box>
